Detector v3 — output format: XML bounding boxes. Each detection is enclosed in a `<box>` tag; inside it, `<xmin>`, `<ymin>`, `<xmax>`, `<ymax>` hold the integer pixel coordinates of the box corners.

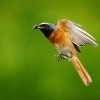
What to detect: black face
<box><xmin>33</xmin><ymin>23</ymin><xmax>55</xmax><ymax>37</ymax></box>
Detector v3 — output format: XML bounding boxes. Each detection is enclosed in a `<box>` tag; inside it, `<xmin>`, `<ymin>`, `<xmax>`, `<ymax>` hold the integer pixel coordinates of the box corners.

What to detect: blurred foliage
<box><xmin>0</xmin><ymin>0</ymin><xmax>100</xmax><ymax>100</ymax></box>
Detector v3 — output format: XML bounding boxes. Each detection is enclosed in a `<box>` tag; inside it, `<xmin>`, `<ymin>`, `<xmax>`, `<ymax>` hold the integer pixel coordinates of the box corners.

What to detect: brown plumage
<box><xmin>33</xmin><ymin>19</ymin><xmax>98</xmax><ymax>86</ymax></box>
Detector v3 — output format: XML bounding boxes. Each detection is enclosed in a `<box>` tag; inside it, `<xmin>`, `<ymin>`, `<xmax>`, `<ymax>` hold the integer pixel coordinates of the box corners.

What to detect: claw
<box><xmin>55</xmin><ymin>53</ymin><xmax>68</xmax><ymax>61</ymax></box>
<box><xmin>55</xmin><ymin>53</ymin><xmax>61</xmax><ymax>61</ymax></box>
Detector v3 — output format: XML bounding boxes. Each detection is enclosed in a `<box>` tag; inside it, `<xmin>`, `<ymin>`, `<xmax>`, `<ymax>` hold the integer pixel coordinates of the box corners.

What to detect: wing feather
<box><xmin>67</xmin><ymin>20</ymin><xmax>98</xmax><ymax>47</ymax></box>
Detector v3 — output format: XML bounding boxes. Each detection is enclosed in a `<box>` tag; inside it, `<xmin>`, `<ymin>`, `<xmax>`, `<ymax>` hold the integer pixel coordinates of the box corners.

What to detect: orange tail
<box><xmin>70</xmin><ymin>56</ymin><xmax>92</xmax><ymax>86</ymax></box>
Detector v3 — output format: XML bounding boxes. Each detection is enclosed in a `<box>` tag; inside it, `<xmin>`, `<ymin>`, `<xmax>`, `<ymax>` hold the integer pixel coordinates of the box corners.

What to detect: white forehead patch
<box><xmin>39</xmin><ymin>22</ymin><xmax>49</xmax><ymax>25</ymax></box>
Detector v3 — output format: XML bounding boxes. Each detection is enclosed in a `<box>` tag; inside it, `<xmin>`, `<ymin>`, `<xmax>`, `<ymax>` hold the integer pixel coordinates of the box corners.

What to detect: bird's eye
<box><xmin>45</xmin><ymin>24</ymin><xmax>49</xmax><ymax>28</ymax></box>
<box><xmin>43</xmin><ymin>24</ymin><xmax>47</xmax><ymax>26</ymax></box>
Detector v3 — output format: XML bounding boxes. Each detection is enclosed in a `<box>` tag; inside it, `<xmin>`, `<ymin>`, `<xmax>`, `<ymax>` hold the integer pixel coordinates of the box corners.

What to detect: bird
<box><xmin>33</xmin><ymin>19</ymin><xmax>98</xmax><ymax>86</ymax></box>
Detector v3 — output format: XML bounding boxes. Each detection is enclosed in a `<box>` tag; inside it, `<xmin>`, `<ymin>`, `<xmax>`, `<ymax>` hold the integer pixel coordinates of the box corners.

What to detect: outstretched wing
<box><xmin>67</xmin><ymin>20</ymin><xmax>98</xmax><ymax>47</ymax></box>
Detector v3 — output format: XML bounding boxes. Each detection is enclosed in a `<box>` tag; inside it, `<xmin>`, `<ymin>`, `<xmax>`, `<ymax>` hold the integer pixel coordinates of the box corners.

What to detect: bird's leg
<box><xmin>55</xmin><ymin>53</ymin><xmax>61</xmax><ymax>61</ymax></box>
<box><xmin>55</xmin><ymin>53</ymin><xmax>68</xmax><ymax>61</ymax></box>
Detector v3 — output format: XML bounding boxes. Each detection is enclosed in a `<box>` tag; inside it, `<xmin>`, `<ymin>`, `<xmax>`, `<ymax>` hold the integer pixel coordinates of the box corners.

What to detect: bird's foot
<box><xmin>55</xmin><ymin>53</ymin><xmax>68</xmax><ymax>61</ymax></box>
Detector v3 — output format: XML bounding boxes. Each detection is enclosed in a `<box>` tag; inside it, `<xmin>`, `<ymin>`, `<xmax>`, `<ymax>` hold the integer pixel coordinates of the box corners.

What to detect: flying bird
<box><xmin>33</xmin><ymin>19</ymin><xmax>98</xmax><ymax>86</ymax></box>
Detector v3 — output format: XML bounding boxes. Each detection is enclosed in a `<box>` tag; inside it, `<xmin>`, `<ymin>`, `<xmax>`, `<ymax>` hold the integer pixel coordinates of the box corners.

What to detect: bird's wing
<box><xmin>67</xmin><ymin>20</ymin><xmax>98</xmax><ymax>47</ymax></box>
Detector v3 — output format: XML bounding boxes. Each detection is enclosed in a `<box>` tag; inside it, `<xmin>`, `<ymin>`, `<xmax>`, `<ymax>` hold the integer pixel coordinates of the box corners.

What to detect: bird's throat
<box><xmin>40</xmin><ymin>29</ymin><xmax>53</xmax><ymax>38</ymax></box>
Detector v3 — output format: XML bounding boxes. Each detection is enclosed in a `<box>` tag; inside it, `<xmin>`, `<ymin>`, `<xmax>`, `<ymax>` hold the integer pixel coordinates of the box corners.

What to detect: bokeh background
<box><xmin>0</xmin><ymin>0</ymin><xmax>100</xmax><ymax>100</ymax></box>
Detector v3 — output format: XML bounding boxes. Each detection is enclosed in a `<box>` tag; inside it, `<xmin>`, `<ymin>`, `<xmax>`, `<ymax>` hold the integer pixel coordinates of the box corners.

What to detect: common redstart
<box><xmin>33</xmin><ymin>19</ymin><xmax>98</xmax><ymax>86</ymax></box>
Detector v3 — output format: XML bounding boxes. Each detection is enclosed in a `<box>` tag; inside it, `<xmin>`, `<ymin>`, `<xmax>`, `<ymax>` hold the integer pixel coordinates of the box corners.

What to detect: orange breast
<box><xmin>48</xmin><ymin>28</ymin><xmax>77</xmax><ymax>56</ymax></box>
<box><xmin>48</xmin><ymin>29</ymin><xmax>71</xmax><ymax>47</ymax></box>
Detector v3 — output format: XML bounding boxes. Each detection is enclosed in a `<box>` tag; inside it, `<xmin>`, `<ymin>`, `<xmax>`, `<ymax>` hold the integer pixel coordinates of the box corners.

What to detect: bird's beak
<box><xmin>33</xmin><ymin>24</ymin><xmax>44</xmax><ymax>30</ymax></box>
<box><xmin>33</xmin><ymin>25</ymin><xmax>39</xmax><ymax>30</ymax></box>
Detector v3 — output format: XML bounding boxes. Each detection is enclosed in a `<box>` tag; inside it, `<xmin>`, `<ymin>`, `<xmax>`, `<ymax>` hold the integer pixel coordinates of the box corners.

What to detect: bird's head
<box><xmin>33</xmin><ymin>23</ymin><xmax>58</xmax><ymax>37</ymax></box>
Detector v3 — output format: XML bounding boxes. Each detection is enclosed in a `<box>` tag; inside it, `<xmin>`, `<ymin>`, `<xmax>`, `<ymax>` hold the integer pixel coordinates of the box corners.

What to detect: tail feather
<box><xmin>71</xmin><ymin>56</ymin><xmax>92</xmax><ymax>86</ymax></box>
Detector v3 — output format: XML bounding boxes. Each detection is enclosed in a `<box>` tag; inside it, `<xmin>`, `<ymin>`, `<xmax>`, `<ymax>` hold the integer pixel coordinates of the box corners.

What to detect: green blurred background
<box><xmin>0</xmin><ymin>0</ymin><xmax>100</xmax><ymax>100</ymax></box>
